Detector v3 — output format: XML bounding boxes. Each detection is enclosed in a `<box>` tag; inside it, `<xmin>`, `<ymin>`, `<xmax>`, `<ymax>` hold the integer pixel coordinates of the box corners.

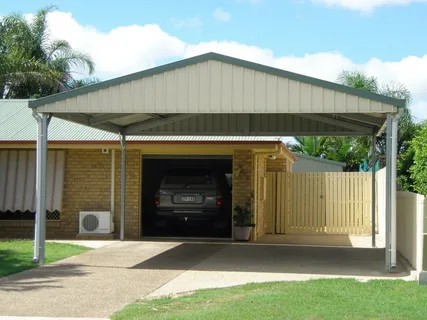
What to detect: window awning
<box><xmin>0</xmin><ymin>150</ymin><xmax>65</xmax><ymax>212</ymax></box>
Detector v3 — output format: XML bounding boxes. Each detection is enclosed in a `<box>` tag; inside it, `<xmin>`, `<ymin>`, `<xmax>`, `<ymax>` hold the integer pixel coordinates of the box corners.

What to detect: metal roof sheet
<box><xmin>29</xmin><ymin>52</ymin><xmax>405</xmax><ymax>109</ymax></box>
<box><xmin>294</xmin><ymin>153</ymin><xmax>346</xmax><ymax>166</ymax></box>
<box><xmin>0</xmin><ymin>100</ymin><xmax>282</xmax><ymax>142</ymax></box>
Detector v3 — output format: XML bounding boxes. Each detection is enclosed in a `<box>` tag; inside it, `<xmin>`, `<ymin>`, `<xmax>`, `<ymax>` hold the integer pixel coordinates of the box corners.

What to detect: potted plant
<box><xmin>233</xmin><ymin>194</ymin><xmax>255</xmax><ymax>241</ymax></box>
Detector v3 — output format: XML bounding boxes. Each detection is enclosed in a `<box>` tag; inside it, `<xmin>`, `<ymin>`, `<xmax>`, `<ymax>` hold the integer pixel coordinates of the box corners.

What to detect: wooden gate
<box><xmin>266</xmin><ymin>172</ymin><xmax>373</xmax><ymax>235</ymax></box>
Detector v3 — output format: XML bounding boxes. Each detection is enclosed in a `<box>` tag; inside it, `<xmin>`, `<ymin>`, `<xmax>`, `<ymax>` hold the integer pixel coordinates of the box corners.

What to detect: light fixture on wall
<box><xmin>268</xmin><ymin>155</ymin><xmax>277</xmax><ymax>160</ymax></box>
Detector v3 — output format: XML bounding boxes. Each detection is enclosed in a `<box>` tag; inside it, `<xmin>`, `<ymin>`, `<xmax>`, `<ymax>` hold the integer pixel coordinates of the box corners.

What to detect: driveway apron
<box><xmin>0</xmin><ymin>241</ymin><xmax>224</xmax><ymax>318</ymax></box>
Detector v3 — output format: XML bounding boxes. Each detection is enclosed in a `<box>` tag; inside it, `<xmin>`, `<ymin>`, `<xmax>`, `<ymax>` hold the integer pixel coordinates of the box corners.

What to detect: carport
<box><xmin>29</xmin><ymin>52</ymin><xmax>405</xmax><ymax>272</ymax></box>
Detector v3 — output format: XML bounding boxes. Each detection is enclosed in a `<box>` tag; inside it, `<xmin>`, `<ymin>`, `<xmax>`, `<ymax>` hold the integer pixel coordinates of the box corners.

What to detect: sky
<box><xmin>1</xmin><ymin>0</ymin><xmax>427</xmax><ymax>120</ymax></box>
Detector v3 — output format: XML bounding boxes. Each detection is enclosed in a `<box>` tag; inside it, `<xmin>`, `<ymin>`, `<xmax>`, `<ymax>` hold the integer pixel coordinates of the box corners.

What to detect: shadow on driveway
<box><xmin>131</xmin><ymin>243</ymin><xmax>409</xmax><ymax>278</ymax></box>
<box><xmin>0</xmin><ymin>263</ymin><xmax>89</xmax><ymax>292</ymax></box>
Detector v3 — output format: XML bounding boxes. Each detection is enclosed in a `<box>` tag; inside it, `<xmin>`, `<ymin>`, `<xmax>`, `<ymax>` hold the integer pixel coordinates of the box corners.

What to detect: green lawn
<box><xmin>112</xmin><ymin>279</ymin><xmax>427</xmax><ymax>320</ymax></box>
<box><xmin>0</xmin><ymin>240</ymin><xmax>91</xmax><ymax>277</ymax></box>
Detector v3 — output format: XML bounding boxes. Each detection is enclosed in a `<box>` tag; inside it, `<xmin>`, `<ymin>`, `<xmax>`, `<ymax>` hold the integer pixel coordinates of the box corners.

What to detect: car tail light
<box><xmin>216</xmin><ymin>192</ymin><xmax>223</xmax><ymax>207</ymax></box>
<box><xmin>155</xmin><ymin>191</ymin><xmax>160</xmax><ymax>205</ymax></box>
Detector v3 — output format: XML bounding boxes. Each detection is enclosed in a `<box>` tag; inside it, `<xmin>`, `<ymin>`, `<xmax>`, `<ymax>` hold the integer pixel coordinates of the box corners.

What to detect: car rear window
<box><xmin>163</xmin><ymin>168</ymin><xmax>215</xmax><ymax>186</ymax></box>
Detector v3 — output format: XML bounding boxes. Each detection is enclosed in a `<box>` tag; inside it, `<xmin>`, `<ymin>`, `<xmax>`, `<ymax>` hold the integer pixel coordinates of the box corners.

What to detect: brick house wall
<box><xmin>113</xmin><ymin>149</ymin><xmax>141</xmax><ymax>240</ymax></box>
<box><xmin>255</xmin><ymin>155</ymin><xmax>267</xmax><ymax>239</ymax></box>
<box><xmin>0</xmin><ymin>148</ymin><xmax>141</xmax><ymax>240</ymax></box>
<box><xmin>267</xmin><ymin>158</ymin><xmax>288</xmax><ymax>172</ymax></box>
<box><xmin>60</xmin><ymin>149</ymin><xmax>112</xmax><ymax>238</ymax></box>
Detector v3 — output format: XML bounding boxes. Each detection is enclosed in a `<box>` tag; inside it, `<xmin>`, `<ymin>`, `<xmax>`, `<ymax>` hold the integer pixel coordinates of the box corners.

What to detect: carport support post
<box><xmin>371</xmin><ymin>133</ymin><xmax>376</xmax><ymax>248</ymax></box>
<box><xmin>120</xmin><ymin>133</ymin><xmax>126</xmax><ymax>241</ymax></box>
<box><xmin>385</xmin><ymin>113</ymin><xmax>392</xmax><ymax>272</ymax></box>
<box><xmin>32</xmin><ymin>112</ymin><xmax>49</xmax><ymax>265</ymax></box>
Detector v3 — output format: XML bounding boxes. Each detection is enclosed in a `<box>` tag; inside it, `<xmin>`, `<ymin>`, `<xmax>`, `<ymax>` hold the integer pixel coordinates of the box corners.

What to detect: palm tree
<box><xmin>0</xmin><ymin>6</ymin><xmax>95</xmax><ymax>99</ymax></box>
<box><xmin>323</xmin><ymin>137</ymin><xmax>369</xmax><ymax>171</ymax></box>
<box><xmin>337</xmin><ymin>69</ymin><xmax>417</xmax><ymax>186</ymax></box>
<box><xmin>287</xmin><ymin>136</ymin><xmax>328</xmax><ymax>157</ymax></box>
<box><xmin>68</xmin><ymin>77</ymin><xmax>100</xmax><ymax>90</ymax></box>
<box><xmin>337</xmin><ymin>70</ymin><xmax>379</xmax><ymax>93</ymax></box>
<box><xmin>336</xmin><ymin>70</ymin><xmax>413</xmax><ymax>152</ymax></box>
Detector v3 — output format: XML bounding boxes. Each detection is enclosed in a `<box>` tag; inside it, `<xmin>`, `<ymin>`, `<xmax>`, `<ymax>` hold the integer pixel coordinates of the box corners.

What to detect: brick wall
<box><xmin>233</xmin><ymin>149</ymin><xmax>253</xmax><ymax>209</ymax></box>
<box><xmin>267</xmin><ymin>158</ymin><xmax>288</xmax><ymax>172</ymax></box>
<box><xmin>1</xmin><ymin>148</ymin><xmax>141</xmax><ymax>240</ymax></box>
<box><xmin>114</xmin><ymin>149</ymin><xmax>141</xmax><ymax>240</ymax></box>
<box><xmin>0</xmin><ymin>221</ymin><xmax>60</xmax><ymax>239</ymax></box>
<box><xmin>255</xmin><ymin>155</ymin><xmax>267</xmax><ymax>239</ymax></box>
<box><xmin>59</xmin><ymin>149</ymin><xmax>112</xmax><ymax>238</ymax></box>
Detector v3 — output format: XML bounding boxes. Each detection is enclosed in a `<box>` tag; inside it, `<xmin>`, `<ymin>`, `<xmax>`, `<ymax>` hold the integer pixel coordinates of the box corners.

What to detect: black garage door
<box><xmin>141</xmin><ymin>156</ymin><xmax>232</xmax><ymax>238</ymax></box>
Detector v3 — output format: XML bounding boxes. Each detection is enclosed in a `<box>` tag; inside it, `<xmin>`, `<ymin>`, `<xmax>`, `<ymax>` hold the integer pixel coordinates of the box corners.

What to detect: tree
<box><xmin>287</xmin><ymin>136</ymin><xmax>328</xmax><ymax>157</ymax></box>
<box><xmin>337</xmin><ymin>70</ymin><xmax>378</xmax><ymax>92</ymax></box>
<box><xmin>409</xmin><ymin>122</ymin><xmax>427</xmax><ymax>195</ymax></box>
<box><xmin>0</xmin><ymin>6</ymin><xmax>95</xmax><ymax>99</ymax></box>
<box><xmin>68</xmin><ymin>77</ymin><xmax>100</xmax><ymax>90</ymax></box>
<box><xmin>323</xmin><ymin>137</ymin><xmax>369</xmax><ymax>171</ymax></box>
<box><xmin>337</xmin><ymin>69</ymin><xmax>416</xmax><ymax>185</ymax></box>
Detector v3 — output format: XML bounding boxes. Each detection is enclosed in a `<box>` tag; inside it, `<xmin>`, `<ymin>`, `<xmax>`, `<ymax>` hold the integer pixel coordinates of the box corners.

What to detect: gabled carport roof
<box><xmin>29</xmin><ymin>52</ymin><xmax>404</xmax><ymax>136</ymax></box>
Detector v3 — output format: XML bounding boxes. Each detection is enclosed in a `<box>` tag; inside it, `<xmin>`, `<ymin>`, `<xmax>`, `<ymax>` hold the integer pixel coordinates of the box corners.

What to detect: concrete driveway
<box><xmin>0</xmin><ymin>241</ymin><xmax>413</xmax><ymax>318</ymax></box>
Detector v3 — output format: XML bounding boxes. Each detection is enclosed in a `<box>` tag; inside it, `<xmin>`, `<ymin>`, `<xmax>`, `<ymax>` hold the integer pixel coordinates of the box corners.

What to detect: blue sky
<box><xmin>2</xmin><ymin>0</ymin><xmax>427</xmax><ymax>118</ymax></box>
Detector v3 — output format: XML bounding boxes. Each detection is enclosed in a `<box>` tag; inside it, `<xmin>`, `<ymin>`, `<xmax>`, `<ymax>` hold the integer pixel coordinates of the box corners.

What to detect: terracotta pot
<box><xmin>234</xmin><ymin>226</ymin><xmax>252</xmax><ymax>241</ymax></box>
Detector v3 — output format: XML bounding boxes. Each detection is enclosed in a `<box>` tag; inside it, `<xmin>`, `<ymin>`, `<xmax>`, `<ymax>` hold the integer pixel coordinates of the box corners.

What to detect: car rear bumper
<box><xmin>156</xmin><ymin>209</ymin><xmax>219</xmax><ymax>218</ymax></box>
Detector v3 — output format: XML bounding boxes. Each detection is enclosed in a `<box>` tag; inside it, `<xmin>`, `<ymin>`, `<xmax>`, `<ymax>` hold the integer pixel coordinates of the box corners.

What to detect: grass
<box><xmin>112</xmin><ymin>279</ymin><xmax>427</xmax><ymax>320</ymax></box>
<box><xmin>0</xmin><ymin>240</ymin><xmax>91</xmax><ymax>277</ymax></box>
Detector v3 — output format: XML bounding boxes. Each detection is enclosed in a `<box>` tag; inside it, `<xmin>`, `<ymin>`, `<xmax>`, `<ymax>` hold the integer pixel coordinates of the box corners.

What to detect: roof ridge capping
<box><xmin>29</xmin><ymin>52</ymin><xmax>406</xmax><ymax>109</ymax></box>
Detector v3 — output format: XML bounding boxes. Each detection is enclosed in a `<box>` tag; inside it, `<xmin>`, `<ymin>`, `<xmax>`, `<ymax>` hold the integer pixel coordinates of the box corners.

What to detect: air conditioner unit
<box><xmin>79</xmin><ymin>211</ymin><xmax>114</xmax><ymax>234</ymax></box>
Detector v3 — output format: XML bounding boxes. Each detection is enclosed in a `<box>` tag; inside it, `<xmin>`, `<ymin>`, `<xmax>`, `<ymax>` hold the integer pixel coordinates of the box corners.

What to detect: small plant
<box><xmin>233</xmin><ymin>193</ymin><xmax>255</xmax><ymax>227</ymax></box>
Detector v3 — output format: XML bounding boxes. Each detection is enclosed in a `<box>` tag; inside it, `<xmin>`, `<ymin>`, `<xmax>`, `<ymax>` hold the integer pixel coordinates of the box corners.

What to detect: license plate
<box><xmin>181</xmin><ymin>196</ymin><xmax>196</xmax><ymax>202</ymax></box>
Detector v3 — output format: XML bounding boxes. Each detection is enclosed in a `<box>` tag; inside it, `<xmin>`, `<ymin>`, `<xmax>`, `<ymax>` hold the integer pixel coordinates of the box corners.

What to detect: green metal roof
<box><xmin>0</xmin><ymin>100</ymin><xmax>282</xmax><ymax>142</ymax></box>
<box><xmin>29</xmin><ymin>52</ymin><xmax>406</xmax><ymax>109</ymax></box>
<box><xmin>294</xmin><ymin>153</ymin><xmax>346</xmax><ymax>167</ymax></box>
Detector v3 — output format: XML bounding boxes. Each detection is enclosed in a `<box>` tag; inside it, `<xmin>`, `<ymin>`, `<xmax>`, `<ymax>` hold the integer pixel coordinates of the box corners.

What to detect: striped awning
<box><xmin>0</xmin><ymin>150</ymin><xmax>65</xmax><ymax>212</ymax></box>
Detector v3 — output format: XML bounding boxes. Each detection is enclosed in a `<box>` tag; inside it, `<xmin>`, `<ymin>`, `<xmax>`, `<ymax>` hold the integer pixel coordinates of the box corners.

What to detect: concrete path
<box><xmin>148</xmin><ymin>244</ymin><xmax>414</xmax><ymax>298</ymax></box>
<box><xmin>0</xmin><ymin>241</ymin><xmax>414</xmax><ymax>318</ymax></box>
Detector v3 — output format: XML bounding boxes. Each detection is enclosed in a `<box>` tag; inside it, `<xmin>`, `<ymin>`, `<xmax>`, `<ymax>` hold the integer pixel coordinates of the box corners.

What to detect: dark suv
<box><xmin>155</xmin><ymin>167</ymin><xmax>230</xmax><ymax>223</ymax></box>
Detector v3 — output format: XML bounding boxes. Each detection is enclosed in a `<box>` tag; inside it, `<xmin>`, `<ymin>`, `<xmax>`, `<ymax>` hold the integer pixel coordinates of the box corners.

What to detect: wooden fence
<box><xmin>266</xmin><ymin>172</ymin><xmax>374</xmax><ymax>235</ymax></box>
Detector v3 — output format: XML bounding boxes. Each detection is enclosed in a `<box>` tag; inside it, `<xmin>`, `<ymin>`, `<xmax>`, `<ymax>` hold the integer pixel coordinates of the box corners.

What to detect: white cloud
<box><xmin>46</xmin><ymin>12</ymin><xmax>185</xmax><ymax>78</ymax></box>
<box><xmin>312</xmin><ymin>0</ymin><xmax>427</xmax><ymax>13</ymax></box>
<box><xmin>44</xmin><ymin>11</ymin><xmax>427</xmax><ymax>120</ymax></box>
<box><xmin>170</xmin><ymin>16</ymin><xmax>202</xmax><ymax>29</ymax></box>
<box><xmin>213</xmin><ymin>8</ymin><xmax>232</xmax><ymax>22</ymax></box>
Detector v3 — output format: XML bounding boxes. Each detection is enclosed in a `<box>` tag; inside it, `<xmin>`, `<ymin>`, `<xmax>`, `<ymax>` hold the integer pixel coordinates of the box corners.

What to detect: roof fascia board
<box><xmin>29</xmin><ymin>52</ymin><xmax>405</xmax><ymax>109</ymax></box>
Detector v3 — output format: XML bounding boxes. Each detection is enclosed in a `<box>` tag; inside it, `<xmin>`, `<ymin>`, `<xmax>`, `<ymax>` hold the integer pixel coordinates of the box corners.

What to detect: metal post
<box><xmin>391</xmin><ymin>111</ymin><xmax>402</xmax><ymax>269</ymax></box>
<box><xmin>120</xmin><ymin>133</ymin><xmax>126</xmax><ymax>241</ymax></box>
<box><xmin>111</xmin><ymin>149</ymin><xmax>115</xmax><ymax>216</ymax></box>
<box><xmin>33</xmin><ymin>112</ymin><xmax>48</xmax><ymax>265</ymax></box>
<box><xmin>385</xmin><ymin>113</ymin><xmax>392</xmax><ymax>272</ymax></box>
<box><xmin>371</xmin><ymin>133</ymin><xmax>377</xmax><ymax>248</ymax></box>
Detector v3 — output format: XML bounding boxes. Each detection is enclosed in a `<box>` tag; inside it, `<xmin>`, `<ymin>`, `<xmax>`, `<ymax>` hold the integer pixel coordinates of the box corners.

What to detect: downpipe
<box><xmin>391</xmin><ymin>108</ymin><xmax>404</xmax><ymax>268</ymax></box>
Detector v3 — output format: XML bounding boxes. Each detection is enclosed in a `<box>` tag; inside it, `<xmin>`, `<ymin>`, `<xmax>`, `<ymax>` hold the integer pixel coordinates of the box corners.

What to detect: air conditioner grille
<box><xmin>82</xmin><ymin>214</ymin><xmax>99</xmax><ymax>232</ymax></box>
